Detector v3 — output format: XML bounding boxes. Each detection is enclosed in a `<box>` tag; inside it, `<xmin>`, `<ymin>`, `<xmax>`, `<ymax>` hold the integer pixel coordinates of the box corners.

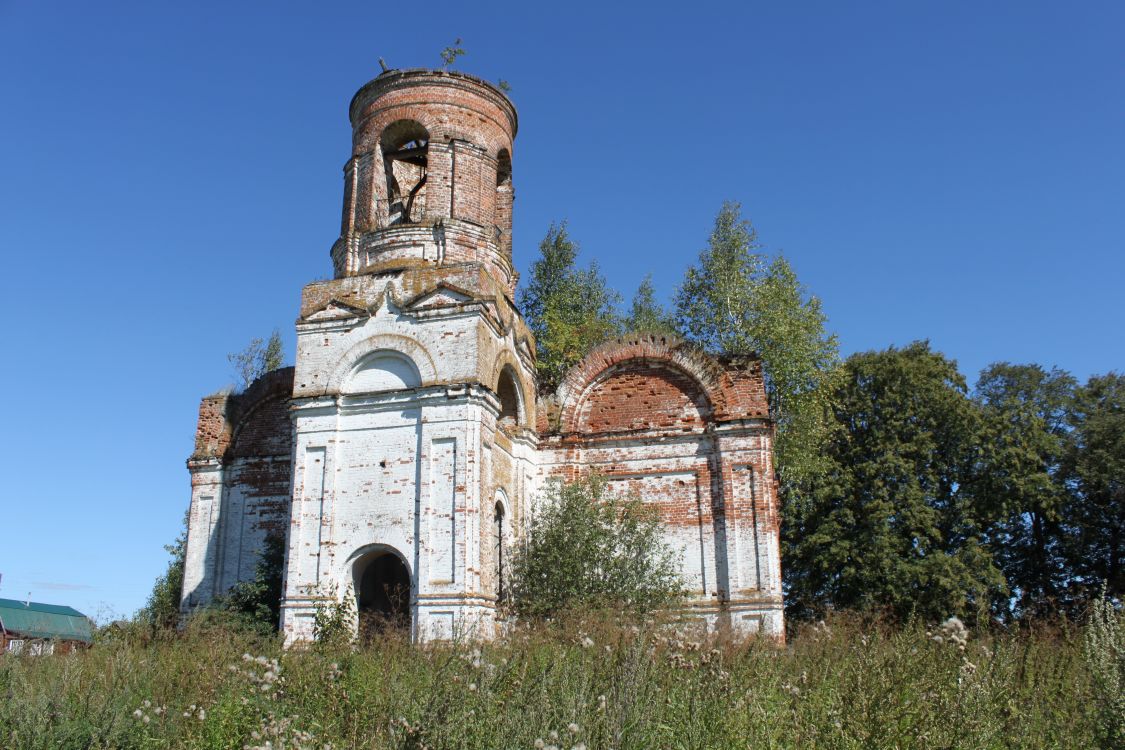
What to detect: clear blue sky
<box><xmin>1</xmin><ymin>1</ymin><xmax>1121</xmax><ymax>621</ymax></box>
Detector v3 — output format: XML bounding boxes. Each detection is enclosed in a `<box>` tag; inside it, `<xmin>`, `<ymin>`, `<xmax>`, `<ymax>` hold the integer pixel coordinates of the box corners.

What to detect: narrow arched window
<box><xmin>496</xmin><ymin>365</ymin><xmax>522</xmax><ymax>425</ymax></box>
<box><xmin>494</xmin><ymin>501</ymin><xmax>506</xmax><ymax>604</ymax></box>
<box><xmin>496</xmin><ymin>149</ymin><xmax>512</xmax><ymax>188</ymax></box>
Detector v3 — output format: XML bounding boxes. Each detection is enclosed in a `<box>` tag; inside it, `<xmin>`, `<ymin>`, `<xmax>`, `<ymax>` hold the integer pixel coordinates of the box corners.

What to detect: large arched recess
<box><xmin>556</xmin><ymin>334</ymin><xmax>727</xmax><ymax>435</ymax></box>
<box><xmin>573</xmin><ymin>360</ymin><xmax>713</xmax><ymax>434</ymax></box>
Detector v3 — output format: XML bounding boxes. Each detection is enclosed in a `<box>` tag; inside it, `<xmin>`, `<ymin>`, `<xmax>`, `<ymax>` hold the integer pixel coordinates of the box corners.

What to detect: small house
<box><xmin>0</xmin><ymin>597</ymin><xmax>94</xmax><ymax>654</ymax></box>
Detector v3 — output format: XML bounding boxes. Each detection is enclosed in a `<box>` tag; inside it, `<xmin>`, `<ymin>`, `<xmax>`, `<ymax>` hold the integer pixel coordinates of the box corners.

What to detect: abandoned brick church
<box><xmin>180</xmin><ymin>68</ymin><xmax>784</xmax><ymax>643</ymax></box>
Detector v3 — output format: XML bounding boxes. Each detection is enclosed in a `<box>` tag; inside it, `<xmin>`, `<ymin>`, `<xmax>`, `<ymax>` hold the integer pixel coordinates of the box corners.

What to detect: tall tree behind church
<box><xmin>972</xmin><ymin>363</ymin><xmax>1076</xmax><ymax>618</ymax></box>
<box><xmin>1063</xmin><ymin>373</ymin><xmax>1125</xmax><ymax>602</ymax></box>
<box><xmin>786</xmin><ymin>342</ymin><xmax>1006</xmax><ymax>623</ymax></box>
<box><xmin>520</xmin><ymin>222</ymin><xmax>621</xmax><ymax>392</ymax></box>
<box><xmin>624</xmin><ymin>274</ymin><xmax>677</xmax><ymax>334</ymax></box>
<box><xmin>674</xmin><ymin>202</ymin><xmax>839</xmax><ymax>486</ymax></box>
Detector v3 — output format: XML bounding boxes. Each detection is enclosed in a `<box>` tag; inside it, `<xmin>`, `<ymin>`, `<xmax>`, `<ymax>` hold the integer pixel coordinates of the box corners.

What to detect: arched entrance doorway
<box><xmin>354</xmin><ymin>551</ymin><xmax>411</xmax><ymax>641</ymax></box>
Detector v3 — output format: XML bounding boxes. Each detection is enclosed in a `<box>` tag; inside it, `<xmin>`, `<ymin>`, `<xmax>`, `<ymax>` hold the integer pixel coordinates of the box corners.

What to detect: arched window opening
<box><xmin>496</xmin><ymin>366</ymin><xmax>522</xmax><ymax>426</ymax></box>
<box><xmin>356</xmin><ymin>552</ymin><xmax>411</xmax><ymax>642</ymax></box>
<box><xmin>381</xmin><ymin>120</ymin><xmax>429</xmax><ymax>225</ymax></box>
<box><xmin>496</xmin><ymin>149</ymin><xmax>512</xmax><ymax>187</ymax></box>
<box><xmin>494</xmin><ymin>501</ymin><xmax>506</xmax><ymax>604</ymax></box>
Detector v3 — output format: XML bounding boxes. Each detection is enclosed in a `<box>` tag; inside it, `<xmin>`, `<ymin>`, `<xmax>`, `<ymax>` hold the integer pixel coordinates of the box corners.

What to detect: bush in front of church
<box><xmin>507</xmin><ymin>474</ymin><xmax>683</xmax><ymax>620</ymax></box>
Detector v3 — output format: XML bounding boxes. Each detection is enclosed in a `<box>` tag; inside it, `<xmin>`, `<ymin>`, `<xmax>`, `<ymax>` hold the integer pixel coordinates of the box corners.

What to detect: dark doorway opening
<box><xmin>357</xmin><ymin>553</ymin><xmax>411</xmax><ymax>641</ymax></box>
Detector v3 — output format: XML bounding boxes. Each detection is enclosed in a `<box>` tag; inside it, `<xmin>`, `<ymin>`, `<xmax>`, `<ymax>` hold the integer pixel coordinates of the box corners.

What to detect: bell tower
<box><xmin>331</xmin><ymin>69</ymin><xmax>518</xmax><ymax>296</ymax></box>
<box><xmin>280</xmin><ymin>69</ymin><xmax>537</xmax><ymax>645</ymax></box>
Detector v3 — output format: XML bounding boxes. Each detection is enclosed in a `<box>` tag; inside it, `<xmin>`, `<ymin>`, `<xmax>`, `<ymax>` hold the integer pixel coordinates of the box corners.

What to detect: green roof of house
<box><xmin>0</xmin><ymin>597</ymin><xmax>94</xmax><ymax>644</ymax></box>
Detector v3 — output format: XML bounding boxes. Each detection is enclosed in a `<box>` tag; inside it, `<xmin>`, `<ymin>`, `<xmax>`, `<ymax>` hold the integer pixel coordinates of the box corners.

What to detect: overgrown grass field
<box><xmin>0</xmin><ymin>613</ymin><xmax>1113</xmax><ymax>749</ymax></box>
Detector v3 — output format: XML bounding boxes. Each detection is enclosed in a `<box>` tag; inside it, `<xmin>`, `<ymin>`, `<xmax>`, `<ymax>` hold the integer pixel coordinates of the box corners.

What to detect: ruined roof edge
<box><xmin>349</xmin><ymin>68</ymin><xmax>518</xmax><ymax>136</ymax></box>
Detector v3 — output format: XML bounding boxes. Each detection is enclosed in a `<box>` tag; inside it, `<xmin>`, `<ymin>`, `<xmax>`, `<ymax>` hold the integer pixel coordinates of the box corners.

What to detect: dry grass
<box><xmin>0</xmin><ymin>612</ymin><xmax>1104</xmax><ymax>749</ymax></box>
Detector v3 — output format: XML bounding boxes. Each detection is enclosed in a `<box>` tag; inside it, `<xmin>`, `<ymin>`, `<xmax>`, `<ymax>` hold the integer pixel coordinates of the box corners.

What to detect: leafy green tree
<box><xmin>1063</xmin><ymin>373</ymin><xmax>1125</xmax><ymax>601</ymax></box>
<box><xmin>674</xmin><ymin>202</ymin><xmax>838</xmax><ymax>485</ymax></box>
<box><xmin>786</xmin><ymin>342</ymin><xmax>1005</xmax><ymax>624</ymax></box>
<box><xmin>228</xmin><ymin>329</ymin><xmax>285</xmax><ymax>391</ymax></box>
<box><xmin>520</xmin><ymin>222</ymin><xmax>621</xmax><ymax>392</ymax></box>
<box><xmin>623</xmin><ymin>274</ymin><xmax>677</xmax><ymax>334</ymax></box>
<box><xmin>972</xmin><ymin>363</ymin><xmax>1076</xmax><ymax>618</ymax></box>
<box><xmin>218</xmin><ymin>534</ymin><xmax>286</xmax><ymax>634</ymax></box>
<box><xmin>137</xmin><ymin>511</ymin><xmax>187</xmax><ymax>631</ymax></box>
<box><xmin>509</xmin><ymin>474</ymin><xmax>682</xmax><ymax>619</ymax></box>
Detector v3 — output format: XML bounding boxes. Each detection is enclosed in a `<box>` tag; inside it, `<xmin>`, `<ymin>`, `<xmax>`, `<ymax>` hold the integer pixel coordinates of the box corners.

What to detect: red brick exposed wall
<box><xmin>191</xmin><ymin>367</ymin><xmax>295</xmax><ymax>461</ymax></box>
<box><xmin>577</xmin><ymin>362</ymin><xmax>711</xmax><ymax>434</ymax></box>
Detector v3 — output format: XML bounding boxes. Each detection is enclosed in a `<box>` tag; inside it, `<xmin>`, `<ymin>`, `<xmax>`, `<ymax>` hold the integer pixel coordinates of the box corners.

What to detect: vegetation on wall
<box><xmin>228</xmin><ymin>330</ymin><xmax>285</xmax><ymax>391</ymax></box>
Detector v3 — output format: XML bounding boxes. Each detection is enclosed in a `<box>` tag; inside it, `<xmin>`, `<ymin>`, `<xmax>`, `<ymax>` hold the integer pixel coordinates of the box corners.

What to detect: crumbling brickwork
<box><xmin>181</xmin><ymin>68</ymin><xmax>784</xmax><ymax>641</ymax></box>
<box><xmin>183</xmin><ymin>368</ymin><xmax>294</xmax><ymax>609</ymax></box>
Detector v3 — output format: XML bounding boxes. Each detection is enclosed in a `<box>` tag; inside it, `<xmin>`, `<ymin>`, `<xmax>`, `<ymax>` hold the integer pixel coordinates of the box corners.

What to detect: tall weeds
<box><xmin>0</xmin><ymin>613</ymin><xmax>1102</xmax><ymax>749</ymax></box>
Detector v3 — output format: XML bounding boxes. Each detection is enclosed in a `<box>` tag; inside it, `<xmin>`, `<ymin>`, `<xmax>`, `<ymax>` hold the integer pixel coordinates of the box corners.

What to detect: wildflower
<box><xmin>939</xmin><ymin>616</ymin><xmax>969</xmax><ymax>647</ymax></box>
<box><xmin>534</xmin><ymin>740</ymin><xmax>545</xmax><ymax>749</ymax></box>
<box><xmin>133</xmin><ymin>709</ymin><xmax>144</xmax><ymax>719</ymax></box>
<box><xmin>549</xmin><ymin>730</ymin><xmax>559</xmax><ymax>741</ymax></box>
<box><xmin>469</xmin><ymin>682</ymin><xmax>478</xmax><ymax>692</ymax></box>
<box><xmin>573</xmin><ymin>744</ymin><xmax>587</xmax><ymax>750</ymax></box>
<box><xmin>581</xmin><ymin>637</ymin><xmax>594</xmax><ymax>648</ymax></box>
<box><xmin>567</xmin><ymin>722</ymin><xmax>580</xmax><ymax>734</ymax></box>
<box><xmin>143</xmin><ymin>715</ymin><xmax>151</xmax><ymax>724</ymax></box>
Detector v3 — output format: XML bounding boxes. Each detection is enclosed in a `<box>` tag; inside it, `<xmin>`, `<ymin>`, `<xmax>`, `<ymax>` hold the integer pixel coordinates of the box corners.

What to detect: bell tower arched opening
<box><xmin>381</xmin><ymin>120</ymin><xmax>429</xmax><ymax>225</ymax></box>
<box><xmin>354</xmin><ymin>551</ymin><xmax>411</xmax><ymax>641</ymax></box>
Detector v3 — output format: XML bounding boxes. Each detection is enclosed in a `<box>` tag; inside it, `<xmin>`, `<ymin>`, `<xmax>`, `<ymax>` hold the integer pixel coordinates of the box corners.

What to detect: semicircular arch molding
<box><xmin>327</xmin><ymin>333</ymin><xmax>437</xmax><ymax>395</ymax></box>
<box><xmin>344</xmin><ymin>351</ymin><xmax>421</xmax><ymax>394</ymax></box>
<box><xmin>356</xmin><ymin>112</ymin><xmax>441</xmax><ymax>153</ymax></box>
<box><xmin>556</xmin><ymin>334</ymin><xmax>728</xmax><ymax>434</ymax></box>
<box><xmin>342</xmin><ymin>542</ymin><xmax>413</xmax><ymax>583</ymax></box>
